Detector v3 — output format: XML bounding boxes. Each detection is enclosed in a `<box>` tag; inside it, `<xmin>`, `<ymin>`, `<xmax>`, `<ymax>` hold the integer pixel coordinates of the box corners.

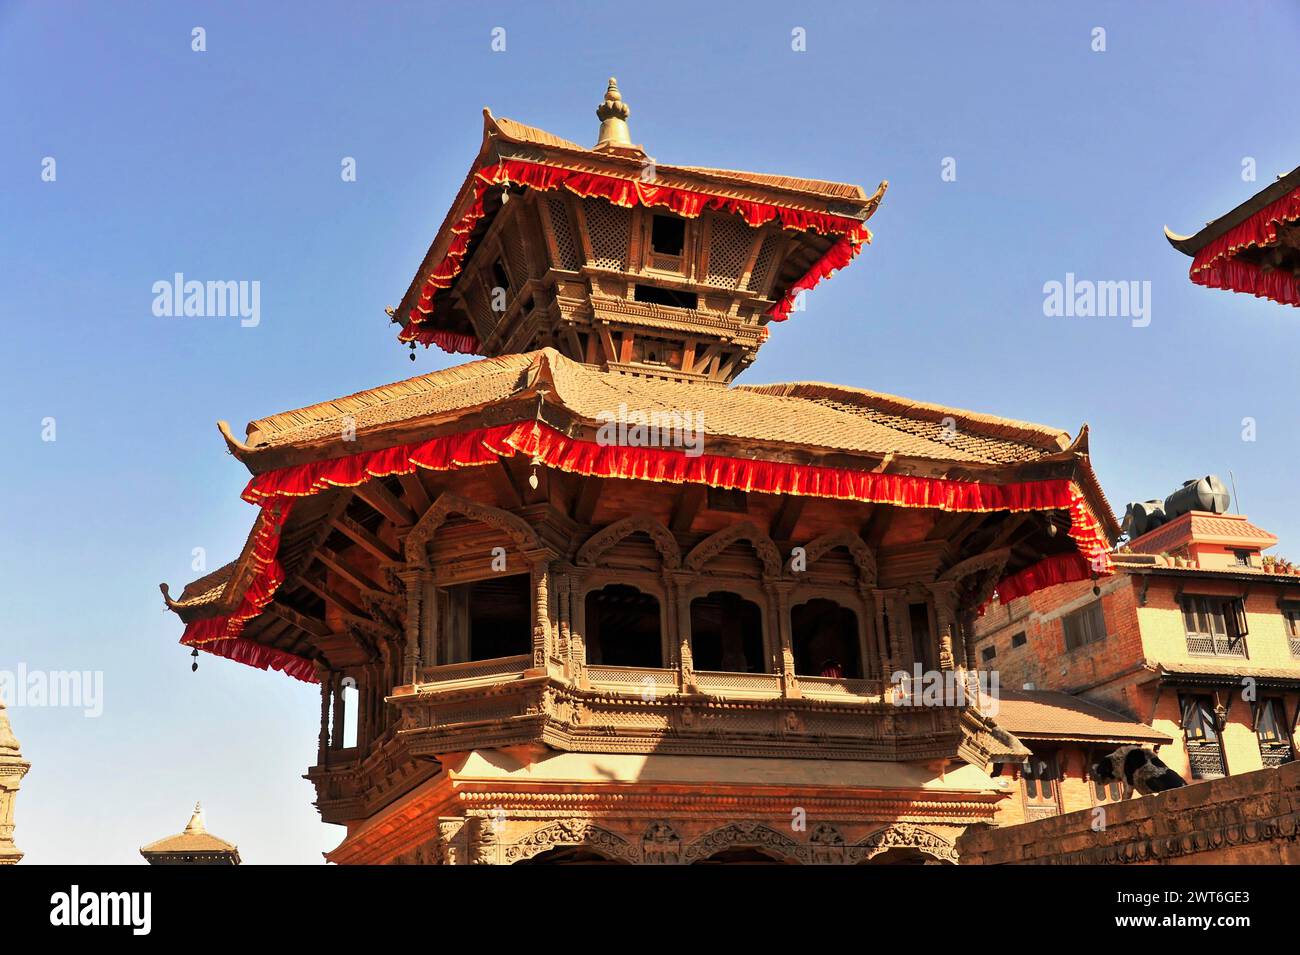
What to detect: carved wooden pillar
<box><xmin>869</xmin><ymin>588</ymin><xmax>893</xmax><ymax>677</ymax></box>
<box><xmin>553</xmin><ymin>567</ymin><xmax>573</xmax><ymax>680</ymax></box>
<box><xmin>374</xmin><ymin>640</ymin><xmax>394</xmax><ymax>732</ymax></box>
<box><xmin>397</xmin><ymin>568</ymin><xmax>423</xmax><ymax>684</ymax></box>
<box><xmin>959</xmin><ymin>610</ymin><xmax>979</xmax><ymax>671</ymax></box>
<box><xmin>770</xmin><ymin>579</ymin><xmax>800</xmax><ymax>699</ymax></box>
<box><xmin>331</xmin><ymin>673</ymin><xmax>346</xmax><ymax>750</ymax></box>
<box><xmin>529</xmin><ymin>557</ymin><xmax>550</xmax><ymax>672</ymax></box>
<box><xmin>667</xmin><ymin>571</ymin><xmax>694</xmax><ymax>691</ymax></box>
<box><xmin>881</xmin><ymin>589</ymin><xmax>909</xmax><ymax>673</ymax></box>
<box><xmin>317</xmin><ymin>664</ymin><xmax>331</xmax><ymax>766</ymax></box>
<box><xmin>420</xmin><ymin>572</ymin><xmax>439</xmax><ymax>668</ymax></box>
<box><xmin>858</xmin><ymin>585</ymin><xmax>881</xmax><ymax>679</ymax></box>
<box><xmin>930</xmin><ymin>581</ymin><xmax>959</xmax><ymax>672</ymax></box>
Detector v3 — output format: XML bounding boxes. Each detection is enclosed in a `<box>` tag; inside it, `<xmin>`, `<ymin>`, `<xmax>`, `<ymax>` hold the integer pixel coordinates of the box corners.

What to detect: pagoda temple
<box><xmin>139</xmin><ymin>803</ymin><xmax>241</xmax><ymax>865</ymax></box>
<box><xmin>162</xmin><ymin>80</ymin><xmax>1116</xmax><ymax>864</ymax></box>
<box><xmin>1166</xmin><ymin>164</ymin><xmax>1300</xmax><ymax>307</ymax></box>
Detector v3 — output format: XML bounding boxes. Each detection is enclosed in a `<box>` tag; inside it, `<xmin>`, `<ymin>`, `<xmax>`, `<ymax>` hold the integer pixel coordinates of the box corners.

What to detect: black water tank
<box><xmin>1164</xmin><ymin>475</ymin><xmax>1230</xmax><ymax>518</ymax></box>
<box><xmin>1124</xmin><ymin>500</ymin><xmax>1166</xmax><ymax>538</ymax></box>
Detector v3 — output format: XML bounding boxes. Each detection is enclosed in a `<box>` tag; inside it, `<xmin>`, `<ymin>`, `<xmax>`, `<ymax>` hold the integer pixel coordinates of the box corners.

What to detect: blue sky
<box><xmin>2</xmin><ymin>1</ymin><xmax>1298</xmax><ymax>863</ymax></box>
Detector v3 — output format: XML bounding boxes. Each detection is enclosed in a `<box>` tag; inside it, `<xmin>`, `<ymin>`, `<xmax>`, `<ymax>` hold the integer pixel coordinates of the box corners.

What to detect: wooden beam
<box><xmin>397</xmin><ymin>473</ymin><xmax>433</xmax><ymax>517</ymax></box>
<box><xmin>267</xmin><ymin>600</ymin><xmax>332</xmax><ymax>639</ymax></box>
<box><xmin>863</xmin><ymin>505</ymin><xmax>895</xmax><ymax>550</ymax></box>
<box><xmin>355</xmin><ymin>479</ymin><xmax>417</xmax><ymax>527</ymax></box>
<box><xmin>572</xmin><ymin>476</ymin><xmax>605</xmax><ymax>524</ymax></box>
<box><xmin>488</xmin><ymin>458</ymin><xmax>526</xmax><ymax>509</ymax></box>
<box><xmin>331</xmin><ymin>513</ymin><xmax>401</xmax><ymax>565</ymax></box>
<box><xmin>299</xmin><ymin>574</ymin><xmax>370</xmax><ymax>623</ymax></box>
<box><xmin>770</xmin><ymin>495</ymin><xmax>805</xmax><ymax>541</ymax></box>
<box><xmin>988</xmin><ymin>513</ymin><xmax>1040</xmax><ymax>551</ymax></box>
<box><xmin>317</xmin><ymin>545</ymin><xmax>393</xmax><ymax>597</ymax></box>
<box><xmin>671</xmin><ymin>484</ymin><xmax>707</xmax><ymax>533</ymax></box>
<box><xmin>925</xmin><ymin>511</ymin><xmax>974</xmax><ymax>542</ymax></box>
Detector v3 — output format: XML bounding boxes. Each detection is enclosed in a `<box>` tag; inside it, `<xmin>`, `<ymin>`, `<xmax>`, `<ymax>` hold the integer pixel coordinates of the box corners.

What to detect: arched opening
<box><xmin>466</xmin><ymin>573</ymin><xmax>532</xmax><ymax>661</ymax></box>
<box><xmin>690</xmin><ymin>591</ymin><xmax>766</xmax><ymax>672</ymax></box>
<box><xmin>692</xmin><ymin>847</ymin><xmax>791</xmax><ymax>865</ymax></box>
<box><xmin>791</xmin><ymin>599</ymin><xmax>863</xmax><ymax>679</ymax></box>
<box><xmin>340</xmin><ymin>680</ymin><xmax>359</xmax><ymax>749</ymax></box>
<box><xmin>585</xmin><ymin>584</ymin><xmax>663</xmax><ymax>667</ymax></box>
<box><xmin>515</xmin><ymin>846</ymin><xmax>628</xmax><ymax>865</ymax></box>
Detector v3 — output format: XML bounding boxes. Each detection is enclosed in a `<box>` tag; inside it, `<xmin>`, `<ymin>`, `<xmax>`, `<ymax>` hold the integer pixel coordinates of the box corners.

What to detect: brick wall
<box><xmin>959</xmin><ymin>761</ymin><xmax>1300</xmax><ymax>864</ymax></box>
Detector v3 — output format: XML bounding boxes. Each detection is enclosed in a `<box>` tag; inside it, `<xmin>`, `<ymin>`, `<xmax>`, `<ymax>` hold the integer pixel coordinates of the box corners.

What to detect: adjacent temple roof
<box><xmin>139</xmin><ymin>803</ymin><xmax>241</xmax><ymax>865</ymax></box>
<box><xmin>1166</xmin><ymin>164</ymin><xmax>1300</xmax><ymax>307</ymax></box>
<box><xmin>992</xmin><ymin>688</ymin><xmax>1170</xmax><ymax>746</ymax></box>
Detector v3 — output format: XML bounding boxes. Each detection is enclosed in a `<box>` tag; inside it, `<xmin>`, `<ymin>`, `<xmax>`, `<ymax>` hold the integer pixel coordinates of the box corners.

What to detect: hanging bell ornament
<box><xmin>409</xmin><ymin>342</ymin><xmax>417</xmax><ymax>362</ymax></box>
<box><xmin>191</xmin><ymin>647</ymin><xmax>199</xmax><ymax>673</ymax></box>
<box><xmin>528</xmin><ymin>454</ymin><xmax>541</xmax><ymax>490</ymax></box>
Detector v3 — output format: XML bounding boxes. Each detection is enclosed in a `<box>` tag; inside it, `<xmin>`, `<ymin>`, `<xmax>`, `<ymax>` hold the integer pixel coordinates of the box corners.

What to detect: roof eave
<box><xmin>1165</xmin><ymin>163</ymin><xmax>1300</xmax><ymax>257</ymax></box>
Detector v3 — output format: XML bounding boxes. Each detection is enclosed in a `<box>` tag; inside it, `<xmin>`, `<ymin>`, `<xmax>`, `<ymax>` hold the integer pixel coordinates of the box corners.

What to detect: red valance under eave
<box><xmin>179</xmin><ymin>420</ymin><xmax>1110</xmax><ymax>682</ymax></box>
<box><xmin>1188</xmin><ymin>183</ymin><xmax>1300</xmax><ymax>307</ymax></box>
<box><xmin>398</xmin><ymin>158</ymin><xmax>873</xmax><ymax>353</ymax></box>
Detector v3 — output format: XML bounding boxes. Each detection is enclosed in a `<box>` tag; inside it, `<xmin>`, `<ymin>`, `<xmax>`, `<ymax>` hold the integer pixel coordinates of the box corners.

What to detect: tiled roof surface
<box><xmin>993</xmin><ymin>689</ymin><xmax>1170</xmax><ymax>744</ymax></box>
<box><xmin>491</xmin><ymin>113</ymin><xmax>869</xmax><ymax>203</ymax></box>
<box><xmin>241</xmin><ymin>350</ymin><xmax>1074</xmax><ymax>467</ymax></box>
<box><xmin>140</xmin><ymin>830</ymin><xmax>239</xmax><ymax>854</ymax></box>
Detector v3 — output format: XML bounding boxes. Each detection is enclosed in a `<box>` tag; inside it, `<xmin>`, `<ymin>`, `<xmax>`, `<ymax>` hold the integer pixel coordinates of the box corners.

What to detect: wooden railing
<box><xmin>415</xmin><ymin>654</ymin><xmax>532</xmax><ymax>687</ymax></box>
<box><xmin>797</xmin><ymin>675</ymin><xmax>884</xmax><ymax>702</ymax></box>
<box><xmin>694</xmin><ymin>670</ymin><xmax>782</xmax><ymax>698</ymax></box>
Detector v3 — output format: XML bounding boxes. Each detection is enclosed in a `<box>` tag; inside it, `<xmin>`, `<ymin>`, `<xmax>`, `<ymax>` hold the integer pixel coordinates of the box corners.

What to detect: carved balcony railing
<box><xmin>693</xmin><ymin>670</ymin><xmax>782</xmax><ymax>699</ymax></box>
<box><xmin>585</xmin><ymin>665</ymin><xmax>680</xmax><ymax>694</ymax></box>
<box><xmin>415</xmin><ymin>654</ymin><xmax>532</xmax><ymax>688</ymax></box>
<box><xmin>797</xmin><ymin>675</ymin><xmax>884</xmax><ymax>702</ymax></box>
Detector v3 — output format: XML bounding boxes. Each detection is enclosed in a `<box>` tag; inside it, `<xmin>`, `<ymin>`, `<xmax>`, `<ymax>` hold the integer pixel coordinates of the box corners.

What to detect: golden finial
<box><xmin>185</xmin><ymin>802</ymin><xmax>207</xmax><ymax>834</ymax></box>
<box><xmin>595</xmin><ymin>77</ymin><xmax>632</xmax><ymax>149</ymax></box>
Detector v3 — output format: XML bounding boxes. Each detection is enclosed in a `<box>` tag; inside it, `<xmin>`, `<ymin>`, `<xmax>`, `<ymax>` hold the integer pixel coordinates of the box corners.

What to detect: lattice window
<box><xmin>746</xmin><ymin>233</ymin><xmax>782</xmax><ymax>293</ymax></box>
<box><xmin>1180</xmin><ymin>594</ymin><xmax>1248</xmax><ymax>657</ymax></box>
<box><xmin>1284</xmin><ymin>606</ymin><xmax>1300</xmax><ymax>657</ymax></box>
<box><xmin>1187</xmin><ymin>743</ymin><xmax>1226</xmax><ymax>779</ymax></box>
<box><xmin>583</xmin><ymin>199</ymin><xmax>631</xmax><ymax>271</ymax></box>
<box><xmin>705</xmin><ymin>214</ymin><xmax>752</xmax><ymax>288</ymax></box>
<box><xmin>504</xmin><ymin>218</ymin><xmax>530</xmax><ymax>283</ymax></box>
<box><xmin>545</xmin><ymin>195</ymin><xmax>581</xmax><ymax>271</ymax></box>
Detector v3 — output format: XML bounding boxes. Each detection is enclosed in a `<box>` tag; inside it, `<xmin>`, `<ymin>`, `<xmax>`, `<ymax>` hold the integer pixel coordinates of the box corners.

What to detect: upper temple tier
<box><xmin>395</xmin><ymin>81</ymin><xmax>886</xmax><ymax>384</ymax></box>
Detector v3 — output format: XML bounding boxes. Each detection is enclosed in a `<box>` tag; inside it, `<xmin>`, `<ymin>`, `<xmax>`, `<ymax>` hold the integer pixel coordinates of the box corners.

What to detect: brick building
<box><xmin>975</xmin><ymin>510</ymin><xmax>1300</xmax><ymax>807</ymax></box>
<box><xmin>988</xmin><ymin>689</ymin><xmax>1169</xmax><ymax>825</ymax></box>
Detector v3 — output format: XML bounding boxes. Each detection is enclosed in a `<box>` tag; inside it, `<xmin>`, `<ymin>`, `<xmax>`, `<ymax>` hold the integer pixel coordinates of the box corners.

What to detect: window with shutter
<box><xmin>1062</xmin><ymin>601</ymin><xmax>1105</xmax><ymax>651</ymax></box>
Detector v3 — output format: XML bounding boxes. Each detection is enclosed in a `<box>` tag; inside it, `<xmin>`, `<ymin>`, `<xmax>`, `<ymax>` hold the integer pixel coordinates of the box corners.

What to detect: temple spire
<box><xmin>594</xmin><ymin>77</ymin><xmax>637</xmax><ymax>154</ymax></box>
<box><xmin>184</xmin><ymin>802</ymin><xmax>206</xmax><ymax>834</ymax></box>
<box><xmin>0</xmin><ymin>700</ymin><xmax>30</xmax><ymax>864</ymax></box>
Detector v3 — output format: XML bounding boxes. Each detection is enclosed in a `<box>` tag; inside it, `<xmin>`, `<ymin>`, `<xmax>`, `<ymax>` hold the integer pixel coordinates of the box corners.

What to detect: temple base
<box><xmin>324</xmin><ymin>750</ymin><xmax>1003</xmax><ymax>864</ymax></box>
